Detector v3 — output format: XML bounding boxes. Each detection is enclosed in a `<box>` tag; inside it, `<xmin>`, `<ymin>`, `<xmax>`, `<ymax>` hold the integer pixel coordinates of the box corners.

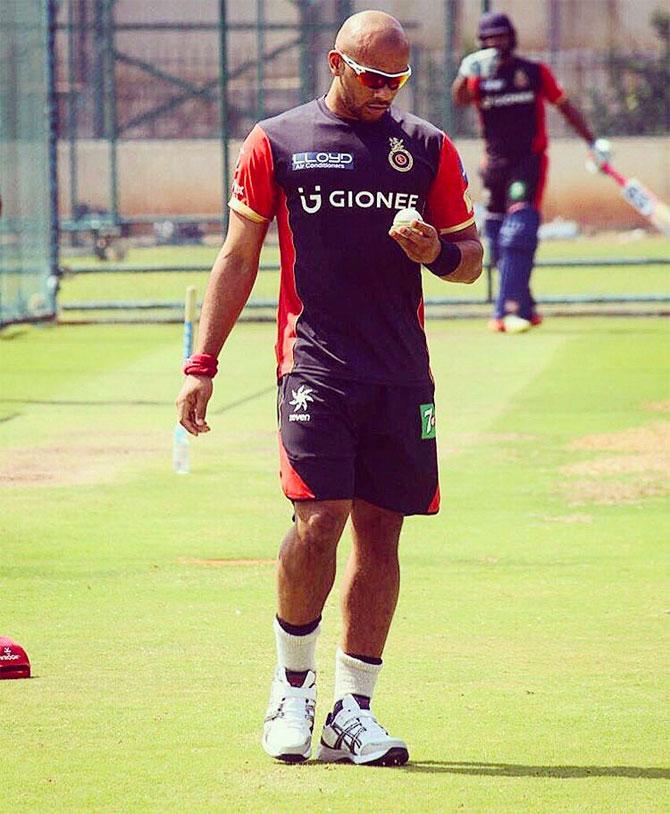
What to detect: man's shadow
<box><xmin>404</xmin><ymin>761</ymin><xmax>669</xmax><ymax>780</ymax></box>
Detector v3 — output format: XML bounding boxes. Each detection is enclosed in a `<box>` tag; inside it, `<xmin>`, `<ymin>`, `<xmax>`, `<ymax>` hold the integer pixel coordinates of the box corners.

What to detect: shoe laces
<box><xmin>269</xmin><ymin>678</ymin><xmax>316</xmax><ymax>727</ymax></box>
<box><xmin>337</xmin><ymin>707</ymin><xmax>387</xmax><ymax>743</ymax></box>
<box><xmin>279</xmin><ymin>694</ymin><xmax>314</xmax><ymax>720</ymax></box>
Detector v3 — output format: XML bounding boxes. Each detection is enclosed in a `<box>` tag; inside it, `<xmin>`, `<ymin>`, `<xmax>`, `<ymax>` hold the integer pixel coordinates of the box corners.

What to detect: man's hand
<box><xmin>589</xmin><ymin>137</ymin><xmax>612</xmax><ymax>170</ymax></box>
<box><xmin>389</xmin><ymin>219</ymin><xmax>441</xmax><ymax>264</ymax></box>
<box><xmin>457</xmin><ymin>47</ymin><xmax>499</xmax><ymax>79</ymax></box>
<box><xmin>176</xmin><ymin>375</ymin><xmax>213</xmax><ymax>436</ymax></box>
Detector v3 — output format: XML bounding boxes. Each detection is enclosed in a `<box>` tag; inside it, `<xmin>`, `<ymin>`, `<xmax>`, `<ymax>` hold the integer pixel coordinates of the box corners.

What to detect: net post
<box><xmin>219</xmin><ymin>0</ymin><xmax>230</xmax><ymax>237</ymax></box>
<box><xmin>47</xmin><ymin>0</ymin><xmax>60</xmax><ymax>317</ymax></box>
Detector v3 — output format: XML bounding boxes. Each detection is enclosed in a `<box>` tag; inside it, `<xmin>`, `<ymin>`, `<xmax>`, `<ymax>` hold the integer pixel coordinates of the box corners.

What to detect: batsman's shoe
<box><xmin>262</xmin><ymin>668</ymin><xmax>316</xmax><ymax>763</ymax></box>
<box><xmin>503</xmin><ymin>314</ymin><xmax>531</xmax><ymax>334</ymax></box>
<box><xmin>488</xmin><ymin>318</ymin><xmax>505</xmax><ymax>333</ymax></box>
<box><xmin>316</xmin><ymin>694</ymin><xmax>409</xmax><ymax>766</ymax></box>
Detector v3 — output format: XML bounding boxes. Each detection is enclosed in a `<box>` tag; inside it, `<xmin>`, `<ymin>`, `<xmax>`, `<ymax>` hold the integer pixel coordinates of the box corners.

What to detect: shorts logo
<box><xmin>388</xmin><ymin>137</ymin><xmax>414</xmax><ymax>173</ymax></box>
<box><xmin>292</xmin><ymin>152</ymin><xmax>354</xmax><ymax>171</ymax></box>
<box><xmin>508</xmin><ymin>180</ymin><xmax>527</xmax><ymax>201</ymax></box>
<box><xmin>289</xmin><ymin>385</ymin><xmax>315</xmax><ymax>422</ymax></box>
<box><xmin>419</xmin><ymin>403</ymin><xmax>436</xmax><ymax>440</ymax></box>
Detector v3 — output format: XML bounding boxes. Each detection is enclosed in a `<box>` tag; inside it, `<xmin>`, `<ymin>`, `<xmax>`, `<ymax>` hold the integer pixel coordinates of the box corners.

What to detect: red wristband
<box><xmin>183</xmin><ymin>353</ymin><xmax>218</xmax><ymax>378</ymax></box>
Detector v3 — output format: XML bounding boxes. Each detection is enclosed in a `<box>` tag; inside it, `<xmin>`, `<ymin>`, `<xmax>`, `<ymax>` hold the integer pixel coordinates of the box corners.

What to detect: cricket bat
<box><xmin>173</xmin><ymin>286</ymin><xmax>198</xmax><ymax>474</ymax></box>
<box><xmin>590</xmin><ymin>159</ymin><xmax>670</xmax><ymax>236</ymax></box>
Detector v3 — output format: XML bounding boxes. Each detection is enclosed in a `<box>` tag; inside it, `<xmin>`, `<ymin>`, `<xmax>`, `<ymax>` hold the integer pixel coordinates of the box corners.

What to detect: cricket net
<box><xmin>0</xmin><ymin>0</ymin><xmax>58</xmax><ymax>327</ymax></box>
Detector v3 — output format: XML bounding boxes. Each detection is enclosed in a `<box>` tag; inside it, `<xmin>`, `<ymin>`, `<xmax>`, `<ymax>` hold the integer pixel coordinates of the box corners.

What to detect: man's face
<box><xmin>481</xmin><ymin>33</ymin><xmax>513</xmax><ymax>57</ymax></box>
<box><xmin>329</xmin><ymin>47</ymin><xmax>410</xmax><ymax>123</ymax></box>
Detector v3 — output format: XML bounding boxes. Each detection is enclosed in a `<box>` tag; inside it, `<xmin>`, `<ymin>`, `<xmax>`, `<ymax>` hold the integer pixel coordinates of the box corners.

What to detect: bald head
<box><xmin>335</xmin><ymin>11</ymin><xmax>409</xmax><ymax>70</ymax></box>
<box><xmin>326</xmin><ymin>11</ymin><xmax>411</xmax><ymax>123</ymax></box>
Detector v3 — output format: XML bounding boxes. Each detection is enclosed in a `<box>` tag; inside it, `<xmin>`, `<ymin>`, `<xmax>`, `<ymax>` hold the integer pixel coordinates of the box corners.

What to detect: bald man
<box><xmin>177</xmin><ymin>11</ymin><xmax>482</xmax><ymax>766</ymax></box>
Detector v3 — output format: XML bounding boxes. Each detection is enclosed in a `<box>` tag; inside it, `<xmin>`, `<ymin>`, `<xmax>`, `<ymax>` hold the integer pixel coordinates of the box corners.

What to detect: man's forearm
<box><xmin>558</xmin><ymin>99</ymin><xmax>594</xmax><ymax>144</ymax></box>
<box><xmin>195</xmin><ymin>245</ymin><xmax>259</xmax><ymax>358</ymax></box>
<box><xmin>439</xmin><ymin>238</ymin><xmax>483</xmax><ymax>283</ymax></box>
<box><xmin>451</xmin><ymin>74</ymin><xmax>472</xmax><ymax>106</ymax></box>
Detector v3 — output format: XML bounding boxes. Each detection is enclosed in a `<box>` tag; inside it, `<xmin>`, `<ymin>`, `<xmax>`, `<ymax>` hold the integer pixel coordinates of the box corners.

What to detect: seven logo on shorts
<box><xmin>420</xmin><ymin>403</ymin><xmax>436</xmax><ymax>439</ymax></box>
<box><xmin>289</xmin><ymin>385</ymin><xmax>315</xmax><ymax>423</ymax></box>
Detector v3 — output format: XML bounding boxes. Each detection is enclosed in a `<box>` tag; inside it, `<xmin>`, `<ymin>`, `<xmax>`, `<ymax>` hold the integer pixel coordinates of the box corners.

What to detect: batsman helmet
<box><xmin>477</xmin><ymin>11</ymin><xmax>517</xmax><ymax>50</ymax></box>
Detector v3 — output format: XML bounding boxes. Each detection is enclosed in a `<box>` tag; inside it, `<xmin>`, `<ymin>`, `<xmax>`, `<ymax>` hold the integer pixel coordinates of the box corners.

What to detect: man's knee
<box><xmin>294</xmin><ymin>501</ymin><xmax>349</xmax><ymax>553</ymax></box>
<box><xmin>500</xmin><ymin>205</ymin><xmax>540</xmax><ymax>253</ymax></box>
<box><xmin>351</xmin><ymin>500</ymin><xmax>403</xmax><ymax>560</ymax></box>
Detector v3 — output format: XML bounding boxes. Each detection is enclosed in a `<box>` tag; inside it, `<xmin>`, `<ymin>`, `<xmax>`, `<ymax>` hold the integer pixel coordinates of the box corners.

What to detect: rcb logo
<box><xmin>514</xmin><ymin>69</ymin><xmax>529</xmax><ymax>89</ymax></box>
<box><xmin>388</xmin><ymin>137</ymin><xmax>414</xmax><ymax>173</ymax></box>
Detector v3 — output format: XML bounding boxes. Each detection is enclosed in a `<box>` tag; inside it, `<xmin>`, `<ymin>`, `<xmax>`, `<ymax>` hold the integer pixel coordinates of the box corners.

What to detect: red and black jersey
<box><xmin>467</xmin><ymin>57</ymin><xmax>565</xmax><ymax>159</ymax></box>
<box><xmin>229</xmin><ymin>97</ymin><xmax>475</xmax><ymax>385</ymax></box>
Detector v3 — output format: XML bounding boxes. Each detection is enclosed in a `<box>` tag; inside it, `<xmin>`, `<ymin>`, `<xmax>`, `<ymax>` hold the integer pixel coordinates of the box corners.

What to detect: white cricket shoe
<box><xmin>316</xmin><ymin>694</ymin><xmax>409</xmax><ymax>766</ymax></box>
<box><xmin>262</xmin><ymin>668</ymin><xmax>316</xmax><ymax>763</ymax></box>
<box><xmin>503</xmin><ymin>314</ymin><xmax>531</xmax><ymax>334</ymax></box>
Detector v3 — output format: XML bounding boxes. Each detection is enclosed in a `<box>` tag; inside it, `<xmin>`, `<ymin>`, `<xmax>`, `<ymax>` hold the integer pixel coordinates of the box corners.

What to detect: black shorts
<box><xmin>277</xmin><ymin>372</ymin><xmax>440</xmax><ymax>516</ymax></box>
<box><xmin>480</xmin><ymin>152</ymin><xmax>548</xmax><ymax>214</ymax></box>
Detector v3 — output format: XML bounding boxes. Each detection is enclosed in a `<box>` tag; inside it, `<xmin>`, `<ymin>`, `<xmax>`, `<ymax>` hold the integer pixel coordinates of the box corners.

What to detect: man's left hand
<box><xmin>389</xmin><ymin>219</ymin><xmax>441</xmax><ymax>264</ymax></box>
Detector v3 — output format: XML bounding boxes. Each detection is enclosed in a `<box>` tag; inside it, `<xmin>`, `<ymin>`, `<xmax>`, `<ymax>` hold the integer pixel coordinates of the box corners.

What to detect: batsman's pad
<box><xmin>497</xmin><ymin>206</ymin><xmax>540</xmax><ymax>320</ymax></box>
<box><xmin>0</xmin><ymin>637</ymin><xmax>31</xmax><ymax>679</ymax></box>
<box><xmin>500</xmin><ymin>206</ymin><xmax>540</xmax><ymax>252</ymax></box>
<box><xmin>484</xmin><ymin>215</ymin><xmax>504</xmax><ymax>267</ymax></box>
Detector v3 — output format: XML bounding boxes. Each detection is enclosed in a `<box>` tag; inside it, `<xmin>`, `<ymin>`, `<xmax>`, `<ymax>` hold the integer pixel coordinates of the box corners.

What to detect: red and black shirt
<box><xmin>230</xmin><ymin>97</ymin><xmax>475</xmax><ymax>385</ymax></box>
<box><xmin>467</xmin><ymin>57</ymin><xmax>565</xmax><ymax>160</ymax></box>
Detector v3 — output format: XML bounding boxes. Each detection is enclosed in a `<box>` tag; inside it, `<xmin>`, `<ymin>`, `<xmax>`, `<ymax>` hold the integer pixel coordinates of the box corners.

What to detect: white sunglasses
<box><xmin>336</xmin><ymin>51</ymin><xmax>412</xmax><ymax>90</ymax></box>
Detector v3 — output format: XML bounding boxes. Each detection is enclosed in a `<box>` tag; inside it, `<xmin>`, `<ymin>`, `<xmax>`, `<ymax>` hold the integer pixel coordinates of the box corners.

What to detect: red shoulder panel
<box><xmin>228</xmin><ymin>124</ymin><xmax>279</xmax><ymax>223</ymax></box>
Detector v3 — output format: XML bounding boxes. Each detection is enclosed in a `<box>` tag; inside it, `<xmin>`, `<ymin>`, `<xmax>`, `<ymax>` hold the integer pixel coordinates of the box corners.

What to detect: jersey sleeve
<box><xmin>424</xmin><ymin>134</ymin><xmax>476</xmax><ymax>235</ymax></box>
<box><xmin>539</xmin><ymin>63</ymin><xmax>566</xmax><ymax>105</ymax></box>
<box><xmin>228</xmin><ymin>124</ymin><xmax>279</xmax><ymax>223</ymax></box>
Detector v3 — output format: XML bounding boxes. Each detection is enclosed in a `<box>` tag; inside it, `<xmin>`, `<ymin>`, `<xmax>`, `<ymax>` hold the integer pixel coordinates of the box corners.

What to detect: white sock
<box><xmin>334</xmin><ymin>648</ymin><xmax>382</xmax><ymax>703</ymax></box>
<box><xmin>273</xmin><ymin>617</ymin><xmax>320</xmax><ymax>673</ymax></box>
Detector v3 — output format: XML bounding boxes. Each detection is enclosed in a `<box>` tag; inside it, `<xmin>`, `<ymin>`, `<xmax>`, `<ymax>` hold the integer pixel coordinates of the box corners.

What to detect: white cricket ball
<box><xmin>393</xmin><ymin>207</ymin><xmax>423</xmax><ymax>227</ymax></box>
<box><xmin>503</xmin><ymin>314</ymin><xmax>531</xmax><ymax>334</ymax></box>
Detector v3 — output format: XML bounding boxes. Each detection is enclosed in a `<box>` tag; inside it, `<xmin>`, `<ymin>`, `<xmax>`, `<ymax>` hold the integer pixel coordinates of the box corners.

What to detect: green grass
<box><xmin>58</xmin><ymin>235</ymin><xmax>670</xmax><ymax>313</ymax></box>
<box><xmin>1</xmin><ymin>316</ymin><xmax>669</xmax><ymax>812</ymax></box>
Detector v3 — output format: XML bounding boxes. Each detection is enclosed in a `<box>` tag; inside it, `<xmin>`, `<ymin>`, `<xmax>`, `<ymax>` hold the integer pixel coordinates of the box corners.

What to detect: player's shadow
<box><xmin>0</xmin><ymin>398</ymin><xmax>166</xmax><ymax>406</ymax></box>
<box><xmin>0</xmin><ymin>328</ymin><xmax>29</xmax><ymax>341</ymax></box>
<box><xmin>405</xmin><ymin>761</ymin><xmax>670</xmax><ymax>779</ymax></box>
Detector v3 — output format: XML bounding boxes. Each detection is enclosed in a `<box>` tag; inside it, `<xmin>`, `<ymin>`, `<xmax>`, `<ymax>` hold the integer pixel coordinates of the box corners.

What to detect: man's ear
<box><xmin>327</xmin><ymin>50</ymin><xmax>343</xmax><ymax>77</ymax></box>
